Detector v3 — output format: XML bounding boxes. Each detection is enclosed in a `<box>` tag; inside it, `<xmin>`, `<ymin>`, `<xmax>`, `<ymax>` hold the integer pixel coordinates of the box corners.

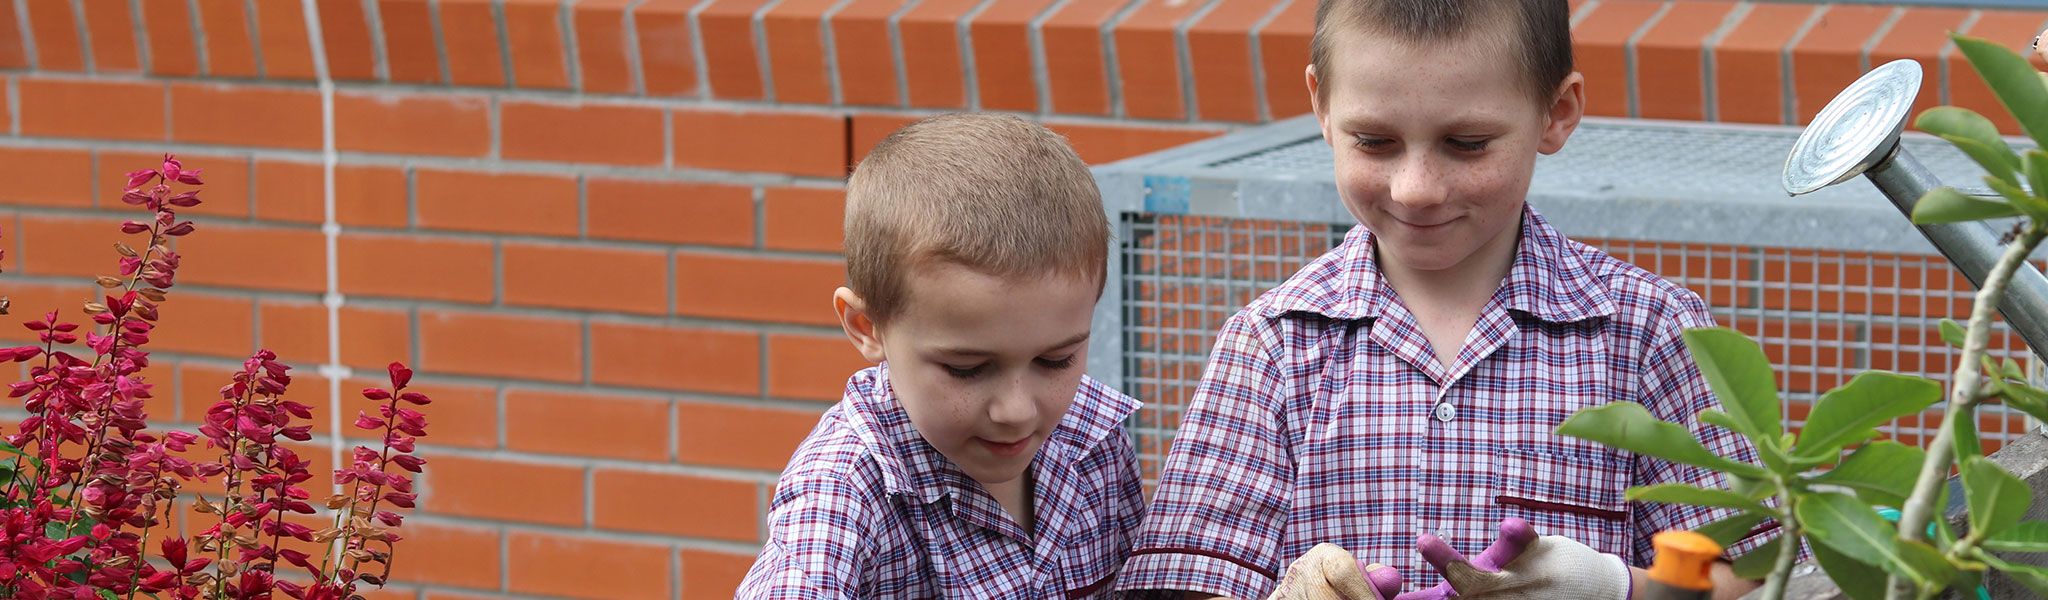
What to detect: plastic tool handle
<box><xmin>1649</xmin><ymin>530</ymin><xmax>1722</xmax><ymax>592</ymax></box>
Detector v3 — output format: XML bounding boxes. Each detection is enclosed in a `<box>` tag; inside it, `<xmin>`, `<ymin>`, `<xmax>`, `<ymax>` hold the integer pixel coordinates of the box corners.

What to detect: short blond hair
<box><xmin>845</xmin><ymin>114</ymin><xmax>1108</xmax><ymax>323</ymax></box>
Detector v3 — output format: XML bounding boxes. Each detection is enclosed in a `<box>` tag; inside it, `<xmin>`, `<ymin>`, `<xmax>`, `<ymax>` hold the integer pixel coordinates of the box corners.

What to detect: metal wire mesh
<box><xmin>1119</xmin><ymin>214</ymin><xmax>2040</xmax><ymax>486</ymax></box>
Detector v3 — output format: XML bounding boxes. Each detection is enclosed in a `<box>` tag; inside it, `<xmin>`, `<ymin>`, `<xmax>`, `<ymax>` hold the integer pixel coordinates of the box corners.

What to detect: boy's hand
<box><xmin>1268</xmin><ymin>543</ymin><xmax>1403</xmax><ymax>600</ymax></box>
<box><xmin>1407</xmin><ymin>518</ymin><xmax>1631</xmax><ymax>600</ymax></box>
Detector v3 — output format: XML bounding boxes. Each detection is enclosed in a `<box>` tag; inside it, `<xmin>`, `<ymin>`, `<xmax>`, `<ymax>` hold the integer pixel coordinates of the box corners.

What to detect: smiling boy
<box><xmin>1114</xmin><ymin>1</ymin><xmax>1777</xmax><ymax>599</ymax></box>
<box><xmin>737</xmin><ymin>114</ymin><xmax>1149</xmax><ymax>599</ymax></box>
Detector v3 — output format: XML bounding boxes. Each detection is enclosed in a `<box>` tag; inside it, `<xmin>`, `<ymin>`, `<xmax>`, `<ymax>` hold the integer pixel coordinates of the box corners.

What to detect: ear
<box><xmin>1538</xmin><ymin>72</ymin><xmax>1586</xmax><ymax>155</ymax></box>
<box><xmin>834</xmin><ymin>287</ymin><xmax>888</xmax><ymax>364</ymax></box>
<box><xmin>1308</xmin><ymin>64</ymin><xmax>1335</xmax><ymax>147</ymax></box>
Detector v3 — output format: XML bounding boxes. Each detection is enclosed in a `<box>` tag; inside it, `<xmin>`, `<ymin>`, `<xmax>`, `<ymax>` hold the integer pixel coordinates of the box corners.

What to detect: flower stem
<box><xmin>1758</xmin><ymin>492</ymin><xmax>1800</xmax><ymax>600</ymax></box>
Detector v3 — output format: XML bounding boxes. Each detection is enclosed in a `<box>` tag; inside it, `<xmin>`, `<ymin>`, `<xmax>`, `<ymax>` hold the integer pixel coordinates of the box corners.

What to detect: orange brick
<box><xmin>505</xmin><ymin>0</ymin><xmax>571</xmax><ymax>89</ymax></box>
<box><xmin>829</xmin><ymin>0</ymin><xmax>909</xmax><ymax>106</ymax></box>
<box><xmin>335</xmin><ymin>92</ymin><xmax>492</xmax><ymax>157</ymax></box>
<box><xmin>848</xmin><ymin>112</ymin><xmax>915</xmax><ymax>166</ymax></box>
<box><xmin>1952</xmin><ymin>12</ymin><xmax>2048</xmax><ymax>136</ymax></box>
<box><xmin>0</xmin><ymin>147</ymin><xmax>94</xmax><ymax>208</ymax></box>
<box><xmin>766</xmin><ymin>333</ymin><xmax>868</xmax><ymax>401</ymax></box>
<box><xmin>140</xmin><ymin>0</ymin><xmax>200</xmax><ymax>76</ymax></box>
<box><xmin>699</xmin><ymin>0</ymin><xmax>774</xmax><ymax>100</ymax></box>
<box><xmin>970</xmin><ymin>0</ymin><xmax>1061</xmax><ymax>113</ymax></box>
<box><xmin>500</xmin><ymin>101</ymin><xmax>665</xmax><ymax>165</ymax></box>
<box><xmin>762</xmin><ymin>0</ymin><xmax>836</xmax><ymax>105</ymax></box>
<box><xmin>1869</xmin><ymin>8</ymin><xmax>1971</xmax><ymax>126</ymax></box>
<box><xmin>680</xmin><ymin>548</ymin><xmax>756</xmax><ymax>600</ymax></box>
<box><xmin>588</xmin><ymin>321</ymin><xmax>761</xmax><ymax>395</ymax></box>
<box><xmin>1711</xmin><ymin>3</ymin><xmax>1818</xmax><ymax>125</ymax></box>
<box><xmin>1040</xmin><ymin>0</ymin><xmax>1121</xmax><ymax>115</ymax></box>
<box><xmin>256</xmin><ymin>300</ymin><xmax>414</xmax><ymax>369</ymax></box>
<box><xmin>17</xmin><ymin>78</ymin><xmax>167</xmax><ymax>141</ymax></box>
<box><xmin>502</xmin><ymin>242</ymin><xmax>669</xmax><ymax>315</ymax></box>
<box><xmin>418</xmin><ymin>310</ymin><xmax>583</xmax><ymax>383</ymax></box>
<box><xmin>899</xmin><ymin>0</ymin><xmax>976</xmax><ymax>109</ymax></box>
<box><xmin>1572</xmin><ymin>0</ymin><xmax>1663</xmax><ymax>118</ymax></box>
<box><xmin>313</xmin><ymin>0</ymin><xmax>377</xmax><ymax>80</ymax></box>
<box><xmin>251</xmin><ymin>160</ymin><xmax>322</xmax><ymax>224</ymax></box>
<box><xmin>1112</xmin><ymin>0</ymin><xmax>1204</xmax><ymax>120</ymax></box>
<box><xmin>0</xmin><ymin>3</ymin><xmax>23</xmax><ymax>68</ymax></box>
<box><xmin>79</xmin><ymin>0</ymin><xmax>141</xmax><ymax>72</ymax></box>
<box><xmin>423</xmin><ymin>454</ymin><xmax>584</xmax><ymax>526</ymax></box>
<box><xmin>168</xmin><ymin>83</ymin><xmax>322</xmax><ymax>149</ymax></box>
<box><xmin>337</xmin><ymin>233</ymin><xmax>495</xmax><ymax>303</ymax></box>
<box><xmin>1789</xmin><ymin>5</ymin><xmax>1894</xmax><ymax>125</ymax></box>
<box><xmin>673</xmin><ymin>108</ymin><xmax>848</xmax><ymax>177</ymax></box>
<box><xmin>1051</xmin><ymin>121</ymin><xmax>1226</xmax><ymax>165</ymax></box>
<box><xmin>195</xmin><ymin>0</ymin><xmax>258</xmax><ymax>77</ymax></box>
<box><xmin>173</xmin><ymin>222</ymin><xmax>327</xmax><ymax>293</ymax></box>
<box><xmin>380</xmin><ymin>0</ymin><xmax>444</xmax><ymax>83</ymax></box>
<box><xmin>1258</xmin><ymin>0</ymin><xmax>1314</xmax><ymax>119</ymax></box>
<box><xmin>23</xmin><ymin>0</ymin><xmax>84</xmax><ymax>71</ymax></box>
<box><xmin>253</xmin><ymin>0</ymin><xmax>316</xmax><ymax>79</ymax></box>
<box><xmin>587</xmin><ymin>179</ymin><xmax>754</xmax><ymax>247</ymax></box>
<box><xmin>507</xmin><ymin>532</ymin><xmax>670</xmax><ymax>599</ymax></box>
<box><xmin>254</xmin><ymin>162</ymin><xmax>411</xmax><ymax>227</ymax></box>
<box><xmin>1633</xmin><ymin>1</ymin><xmax>1737</xmax><ymax>122</ymax></box>
<box><xmin>391</xmin><ymin>522</ymin><xmax>501</xmax><ymax>590</ymax></box>
<box><xmin>148</xmin><ymin>292</ymin><xmax>257</xmax><ymax>359</ymax></box>
<box><xmin>763</xmin><ymin>186</ymin><xmax>843</xmax><ymax>252</ymax></box>
<box><xmin>506</xmin><ymin>389</ymin><xmax>669</xmax><ymax>461</ymax></box>
<box><xmin>573</xmin><ymin>0</ymin><xmax>639</xmax><ymax>94</ymax></box>
<box><xmin>96</xmin><ymin>150</ymin><xmax>249</xmax><ymax>218</ymax></box>
<box><xmin>673</xmin><ymin>252</ymin><xmax>843</xmax><ymax>326</ymax></box>
<box><xmin>440</xmin><ymin>0</ymin><xmax>507</xmax><ymax>87</ymax></box>
<box><xmin>593</xmin><ymin>469</ymin><xmax>758</xmax><ymax>540</ymax></box>
<box><xmin>1187</xmin><ymin>0</ymin><xmax>1288</xmax><ymax>123</ymax></box>
<box><xmin>414</xmin><ymin>169</ymin><xmax>579</xmax><ymax>236</ymax></box>
<box><xmin>636</xmin><ymin>0</ymin><xmax>699</xmax><ymax>96</ymax></box>
<box><xmin>676</xmin><ymin>399</ymin><xmax>821</xmax><ymax>471</ymax></box>
<box><xmin>15</xmin><ymin>214</ymin><xmax>127</xmax><ymax>278</ymax></box>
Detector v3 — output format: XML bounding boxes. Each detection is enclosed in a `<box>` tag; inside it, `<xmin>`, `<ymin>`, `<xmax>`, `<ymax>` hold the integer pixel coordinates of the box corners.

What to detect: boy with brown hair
<box><xmin>737</xmin><ymin>113</ymin><xmax>1151</xmax><ymax>598</ymax></box>
<box><xmin>1115</xmin><ymin>1</ymin><xmax>1780</xmax><ymax>599</ymax></box>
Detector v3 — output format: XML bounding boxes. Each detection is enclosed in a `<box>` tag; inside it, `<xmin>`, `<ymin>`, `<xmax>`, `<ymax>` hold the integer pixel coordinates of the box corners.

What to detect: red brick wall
<box><xmin>0</xmin><ymin>1</ymin><xmax>2043</xmax><ymax>599</ymax></box>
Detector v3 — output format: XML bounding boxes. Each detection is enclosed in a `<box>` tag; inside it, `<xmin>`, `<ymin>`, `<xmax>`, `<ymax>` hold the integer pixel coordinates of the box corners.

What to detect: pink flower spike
<box><xmin>352</xmin><ymin>411</ymin><xmax>384</xmax><ymax>431</ymax></box>
<box><xmin>361</xmin><ymin>387</ymin><xmax>390</xmax><ymax>401</ymax></box>
<box><xmin>388</xmin><ymin>362</ymin><xmax>413</xmax><ymax>390</ymax></box>
<box><xmin>162</xmin><ymin>221</ymin><xmax>195</xmax><ymax>237</ymax></box>
<box><xmin>175</xmin><ymin>168</ymin><xmax>203</xmax><ymax>185</ymax></box>
<box><xmin>165</xmin><ymin>191</ymin><xmax>202</xmax><ymax>207</ymax></box>
<box><xmin>124</xmin><ymin>169</ymin><xmax>157</xmax><ymax>189</ymax></box>
<box><xmin>399</xmin><ymin>391</ymin><xmax>432</xmax><ymax>405</ymax></box>
<box><xmin>119</xmin><ymin>221</ymin><xmax>149</xmax><ymax>235</ymax></box>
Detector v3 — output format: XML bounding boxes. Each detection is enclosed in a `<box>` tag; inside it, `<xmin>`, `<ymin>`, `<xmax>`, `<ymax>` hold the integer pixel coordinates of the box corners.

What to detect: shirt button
<box><xmin>1433</xmin><ymin>402</ymin><xmax>1457</xmax><ymax>422</ymax></box>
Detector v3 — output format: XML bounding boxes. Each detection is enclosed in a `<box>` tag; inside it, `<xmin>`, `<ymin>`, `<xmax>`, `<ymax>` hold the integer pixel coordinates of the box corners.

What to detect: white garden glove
<box><xmin>1268</xmin><ymin>543</ymin><xmax>1404</xmax><ymax>600</ymax></box>
<box><xmin>1408</xmin><ymin>517</ymin><xmax>1632</xmax><ymax>600</ymax></box>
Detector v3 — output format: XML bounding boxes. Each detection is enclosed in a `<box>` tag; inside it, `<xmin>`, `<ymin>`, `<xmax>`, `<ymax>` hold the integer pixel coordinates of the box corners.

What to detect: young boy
<box><xmin>737</xmin><ymin>114</ymin><xmax>1150</xmax><ymax>598</ymax></box>
<box><xmin>1114</xmin><ymin>1</ymin><xmax>1778</xmax><ymax>599</ymax></box>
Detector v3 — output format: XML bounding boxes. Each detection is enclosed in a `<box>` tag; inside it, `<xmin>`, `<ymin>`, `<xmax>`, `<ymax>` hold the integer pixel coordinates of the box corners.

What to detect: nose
<box><xmin>1388</xmin><ymin>151</ymin><xmax>1448</xmax><ymax>210</ymax></box>
<box><xmin>986</xmin><ymin>374</ymin><xmax>1038</xmax><ymax>430</ymax></box>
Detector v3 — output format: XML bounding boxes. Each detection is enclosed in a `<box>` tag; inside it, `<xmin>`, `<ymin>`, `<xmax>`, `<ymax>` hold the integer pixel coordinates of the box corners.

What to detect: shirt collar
<box><xmin>1259</xmin><ymin>205</ymin><xmax>1615</xmax><ymax>323</ymax></box>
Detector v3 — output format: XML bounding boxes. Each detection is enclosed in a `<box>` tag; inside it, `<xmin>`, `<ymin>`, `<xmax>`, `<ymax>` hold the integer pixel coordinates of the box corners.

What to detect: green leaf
<box><xmin>1731</xmin><ymin>536</ymin><xmax>1782</xmax><ymax>579</ymax></box>
<box><xmin>1555</xmin><ymin>402</ymin><xmax>1770</xmax><ymax>479</ymax></box>
<box><xmin>1893</xmin><ymin>537</ymin><xmax>1958</xmax><ymax>589</ymax></box>
<box><xmin>1702</xmin><ymin>410</ymin><xmax>1791</xmax><ymax>472</ymax></box>
<box><xmin>1964</xmin><ymin>456</ymin><xmax>2033</xmax><ymax>539</ymax></box>
<box><xmin>2001</xmin><ymin>382</ymin><xmax>2048</xmax><ymax>424</ymax></box>
<box><xmin>1984</xmin><ymin>521</ymin><xmax>2048</xmax><ymax>552</ymax></box>
<box><xmin>1793</xmin><ymin>372</ymin><xmax>1943</xmax><ymax>462</ymax></box>
<box><xmin>0</xmin><ymin>440</ymin><xmax>24</xmax><ymax>457</ymax></box>
<box><xmin>1940</xmin><ymin>318</ymin><xmax>1968</xmax><ymax>349</ymax></box>
<box><xmin>1912</xmin><ymin>186</ymin><xmax>2023</xmax><ymax>224</ymax></box>
<box><xmin>1627</xmin><ymin>483</ymin><xmax>1772</xmax><ymax>512</ymax></box>
<box><xmin>1809</xmin><ymin>441</ymin><xmax>1925</xmax><ymax>507</ymax></box>
<box><xmin>1696</xmin><ymin>511</ymin><xmax>1771</xmax><ymax>547</ymax></box>
<box><xmin>1799</xmin><ymin>492</ymin><xmax>1932</xmax><ymax>584</ymax></box>
<box><xmin>1953</xmin><ymin>34</ymin><xmax>2048</xmax><ymax>151</ymax></box>
<box><xmin>1813</xmin><ymin>539</ymin><xmax>1889</xmax><ymax>600</ymax></box>
<box><xmin>1918</xmin><ymin>106</ymin><xmax>2023</xmax><ymax>187</ymax></box>
<box><xmin>2027</xmin><ymin>150</ymin><xmax>2048</xmax><ymax>202</ymax></box>
<box><xmin>1978</xmin><ymin>551</ymin><xmax>2048</xmax><ymax>596</ymax></box>
<box><xmin>1682</xmin><ymin>328</ymin><xmax>1783</xmax><ymax>444</ymax></box>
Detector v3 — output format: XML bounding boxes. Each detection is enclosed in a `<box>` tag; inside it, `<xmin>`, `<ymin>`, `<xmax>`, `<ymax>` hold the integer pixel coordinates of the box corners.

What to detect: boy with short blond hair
<box><xmin>1116</xmin><ymin>1</ymin><xmax>1780</xmax><ymax>599</ymax></box>
<box><xmin>738</xmin><ymin>113</ymin><xmax>1149</xmax><ymax>599</ymax></box>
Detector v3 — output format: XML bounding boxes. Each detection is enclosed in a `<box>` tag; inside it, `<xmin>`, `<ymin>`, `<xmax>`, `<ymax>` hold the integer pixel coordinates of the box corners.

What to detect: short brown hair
<box><xmin>844</xmin><ymin>113</ymin><xmax>1108</xmax><ymax>323</ymax></box>
<box><xmin>1311</xmin><ymin>0</ymin><xmax>1574</xmax><ymax>106</ymax></box>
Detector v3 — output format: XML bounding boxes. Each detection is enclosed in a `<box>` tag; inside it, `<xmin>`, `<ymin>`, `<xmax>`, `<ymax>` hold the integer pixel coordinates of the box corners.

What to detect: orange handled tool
<box><xmin>1641</xmin><ymin>530</ymin><xmax>1721</xmax><ymax>600</ymax></box>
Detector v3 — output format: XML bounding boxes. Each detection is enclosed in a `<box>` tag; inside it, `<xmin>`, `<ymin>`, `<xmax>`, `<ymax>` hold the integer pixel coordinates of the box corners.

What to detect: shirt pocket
<box><xmin>1491</xmin><ymin>446</ymin><xmax>1633</xmax><ymax>556</ymax></box>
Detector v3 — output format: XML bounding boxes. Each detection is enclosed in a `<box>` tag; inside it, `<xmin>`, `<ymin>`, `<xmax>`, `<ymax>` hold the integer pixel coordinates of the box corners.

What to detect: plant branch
<box><xmin>1758</xmin><ymin>486</ymin><xmax>1801</xmax><ymax>600</ymax></box>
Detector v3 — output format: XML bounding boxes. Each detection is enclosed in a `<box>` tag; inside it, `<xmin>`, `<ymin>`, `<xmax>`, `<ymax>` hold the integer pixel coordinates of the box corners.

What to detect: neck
<box><xmin>985</xmin><ymin>469</ymin><xmax>1036</xmax><ymax>537</ymax></box>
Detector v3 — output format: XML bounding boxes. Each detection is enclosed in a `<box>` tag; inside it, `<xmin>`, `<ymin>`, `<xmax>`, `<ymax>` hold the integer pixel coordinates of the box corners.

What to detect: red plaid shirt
<box><xmin>1115</xmin><ymin>207</ymin><xmax>1778</xmax><ymax>598</ymax></box>
<box><xmin>739</xmin><ymin>364</ymin><xmax>1154</xmax><ymax>599</ymax></box>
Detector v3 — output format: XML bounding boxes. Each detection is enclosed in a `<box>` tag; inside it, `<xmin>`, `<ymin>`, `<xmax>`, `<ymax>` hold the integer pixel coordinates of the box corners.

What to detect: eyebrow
<box><xmin>1338</xmin><ymin>115</ymin><xmax>1513</xmax><ymax>134</ymax></box>
<box><xmin>933</xmin><ymin>331</ymin><xmax>1092</xmax><ymax>358</ymax></box>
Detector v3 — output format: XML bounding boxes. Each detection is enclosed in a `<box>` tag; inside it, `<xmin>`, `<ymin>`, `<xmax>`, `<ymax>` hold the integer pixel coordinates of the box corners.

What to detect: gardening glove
<box><xmin>1268</xmin><ymin>543</ymin><xmax>1404</xmax><ymax>600</ymax></box>
<box><xmin>1405</xmin><ymin>518</ymin><xmax>1632</xmax><ymax>600</ymax></box>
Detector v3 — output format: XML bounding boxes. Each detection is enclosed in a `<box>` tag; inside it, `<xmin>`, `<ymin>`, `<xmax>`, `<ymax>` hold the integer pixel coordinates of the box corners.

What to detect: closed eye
<box><xmin>1036</xmin><ymin>355</ymin><xmax>1077</xmax><ymax>370</ymax></box>
<box><xmin>1448</xmin><ymin>137</ymin><xmax>1490</xmax><ymax>152</ymax></box>
<box><xmin>943</xmin><ymin>363</ymin><xmax>987</xmax><ymax>379</ymax></box>
<box><xmin>1352</xmin><ymin>135</ymin><xmax>1393</xmax><ymax>151</ymax></box>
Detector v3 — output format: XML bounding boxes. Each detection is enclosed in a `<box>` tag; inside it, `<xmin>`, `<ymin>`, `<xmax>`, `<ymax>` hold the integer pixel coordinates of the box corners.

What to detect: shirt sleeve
<box><xmin>1629</xmin><ymin>296</ymin><xmax>1801</xmax><ymax>565</ymax></box>
<box><xmin>1116</xmin><ymin>311</ymin><xmax>1300</xmax><ymax>598</ymax></box>
<box><xmin>735</xmin><ymin>449</ymin><xmax>877</xmax><ymax>599</ymax></box>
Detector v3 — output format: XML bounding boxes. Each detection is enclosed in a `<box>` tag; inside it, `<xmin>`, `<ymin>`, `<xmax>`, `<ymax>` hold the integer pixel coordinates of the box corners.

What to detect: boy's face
<box><xmin>1308</xmin><ymin>27</ymin><xmax>1582</xmax><ymax>275</ymax></box>
<box><xmin>837</xmin><ymin>262</ymin><xmax>1096</xmax><ymax>488</ymax></box>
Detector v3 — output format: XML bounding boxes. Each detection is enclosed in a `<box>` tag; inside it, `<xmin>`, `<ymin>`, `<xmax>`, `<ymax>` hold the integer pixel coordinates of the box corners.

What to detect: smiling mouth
<box><xmin>979</xmin><ymin>437</ymin><xmax>1031</xmax><ymax>457</ymax></box>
